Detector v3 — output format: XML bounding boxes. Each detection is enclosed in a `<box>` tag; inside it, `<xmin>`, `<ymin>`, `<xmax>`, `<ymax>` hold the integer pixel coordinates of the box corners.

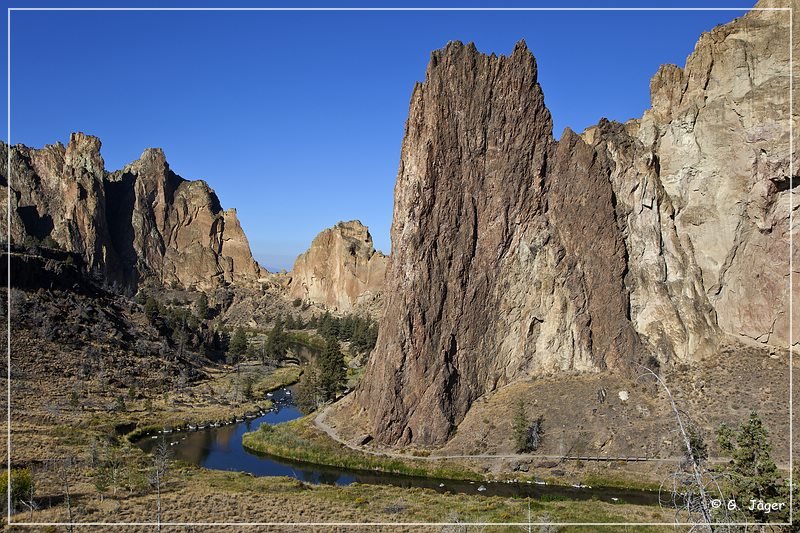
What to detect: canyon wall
<box><xmin>288</xmin><ymin>220</ymin><xmax>387</xmax><ymax>312</ymax></box>
<box><xmin>0</xmin><ymin>133</ymin><xmax>266</xmax><ymax>292</ymax></box>
<box><xmin>355</xmin><ymin>3</ymin><xmax>796</xmax><ymax>445</ymax></box>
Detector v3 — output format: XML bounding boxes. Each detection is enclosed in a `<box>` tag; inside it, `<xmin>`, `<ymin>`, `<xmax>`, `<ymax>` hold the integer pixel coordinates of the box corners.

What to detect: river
<box><xmin>135</xmin><ymin>386</ymin><xmax>660</xmax><ymax>505</ymax></box>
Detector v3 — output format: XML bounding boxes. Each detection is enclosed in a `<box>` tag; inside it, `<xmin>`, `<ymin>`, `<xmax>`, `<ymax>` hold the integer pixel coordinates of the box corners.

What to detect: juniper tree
<box><xmin>318</xmin><ymin>336</ymin><xmax>346</xmax><ymax>401</ymax></box>
<box><xmin>728</xmin><ymin>411</ymin><xmax>783</xmax><ymax>522</ymax></box>
<box><xmin>144</xmin><ymin>296</ymin><xmax>160</xmax><ymax>322</ymax></box>
<box><xmin>264</xmin><ymin>319</ymin><xmax>288</xmax><ymax>363</ymax></box>
<box><xmin>194</xmin><ymin>292</ymin><xmax>209</xmax><ymax>320</ymax></box>
<box><xmin>512</xmin><ymin>400</ymin><xmax>530</xmax><ymax>453</ymax></box>
<box><xmin>229</xmin><ymin>327</ymin><xmax>248</xmax><ymax>359</ymax></box>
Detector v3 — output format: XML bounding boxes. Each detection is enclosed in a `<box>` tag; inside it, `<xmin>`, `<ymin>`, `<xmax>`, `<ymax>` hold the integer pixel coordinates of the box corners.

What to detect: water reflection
<box><xmin>136</xmin><ymin>387</ymin><xmax>659</xmax><ymax>505</ymax></box>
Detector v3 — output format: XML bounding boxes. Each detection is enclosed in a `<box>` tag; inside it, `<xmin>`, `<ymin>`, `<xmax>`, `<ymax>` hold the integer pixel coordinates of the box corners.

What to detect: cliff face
<box><xmin>288</xmin><ymin>220</ymin><xmax>387</xmax><ymax>312</ymax></box>
<box><xmin>1</xmin><ymin>133</ymin><xmax>265</xmax><ymax>292</ymax></box>
<box><xmin>355</xmin><ymin>4</ymin><xmax>796</xmax><ymax>445</ymax></box>
<box><xmin>636</xmin><ymin>4</ymin><xmax>796</xmax><ymax>348</ymax></box>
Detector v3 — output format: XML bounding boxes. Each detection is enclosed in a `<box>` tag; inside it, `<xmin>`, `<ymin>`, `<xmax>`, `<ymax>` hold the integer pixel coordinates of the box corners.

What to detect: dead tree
<box><xmin>637</xmin><ymin>365</ymin><xmax>734</xmax><ymax>532</ymax></box>
<box><xmin>149</xmin><ymin>438</ymin><xmax>170</xmax><ymax>532</ymax></box>
<box><xmin>18</xmin><ymin>465</ymin><xmax>38</xmax><ymax>521</ymax></box>
<box><xmin>51</xmin><ymin>454</ymin><xmax>75</xmax><ymax>533</ymax></box>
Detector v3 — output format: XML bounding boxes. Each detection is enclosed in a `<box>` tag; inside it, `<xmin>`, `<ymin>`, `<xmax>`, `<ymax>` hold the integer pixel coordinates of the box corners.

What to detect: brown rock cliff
<box><xmin>1</xmin><ymin>133</ymin><xmax>265</xmax><ymax>292</ymax></box>
<box><xmin>354</xmin><ymin>2</ymin><xmax>796</xmax><ymax>445</ymax></box>
<box><xmin>288</xmin><ymin>220</ymin><xmax>387</xmax><ymax>312</ymax></box>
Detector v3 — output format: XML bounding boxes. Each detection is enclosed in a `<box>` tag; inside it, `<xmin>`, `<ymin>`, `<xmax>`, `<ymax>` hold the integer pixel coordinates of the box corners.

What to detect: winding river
<box><xmin>135</xmin><ymin>387</ymin><xmax>660</xmax><ymax>505</ymax></box>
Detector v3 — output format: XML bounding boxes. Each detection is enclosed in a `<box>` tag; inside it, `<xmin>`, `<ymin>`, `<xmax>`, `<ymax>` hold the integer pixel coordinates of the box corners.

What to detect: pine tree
<box><xmin>512</xmin><ymin>400</ymin><xmax>530</xmax><ymax>453</ymax></box>
<box><xmin>729</xmin><ymin>411</ymin><xmax>783</xmax><ymax>522</ymax></box>
<box><xmin>144</xmin><ymin>296</ymin><xmax>160</xmax><ymax>322</ymax></box>
<box><xmin>264</xmin><ymin>320</ymin><xmax>287</xmax><ymax>362</ymax></box>
<box><xmin>340</xmin><ymin>315</ymin><xmax>355</xmax><ymax>340</ymax></box>
<box><xmin>686</xmin><ymin>426</ymin><xmax>708</xmax><ymax>467</ymax></box>
<box><xmin>229</xmin><ymin>327</ymin><xmax>248</xmax><ymax>358</ymax></box>
<box><xmin>296</xmin><ymin>364</ymin><xmax>323</xmax><ymax>414</ymax></box>
<box><xmin>716</xmin><ymin>422</ymin><xmax>735</xmax><ymax>453</ymax></box>
<box><xmin>194</xmin><ymin>293</ymin><xmax>209</xmax><ymax>320</ymax></box>
<box><xmin>318</xmin><ymin>336</ymin><xmax>345</xmax><ymax>401</ymax></box>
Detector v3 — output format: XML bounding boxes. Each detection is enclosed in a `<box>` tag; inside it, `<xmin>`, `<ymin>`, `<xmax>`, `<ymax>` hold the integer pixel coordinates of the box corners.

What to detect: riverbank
<box><xmin>15</xmin><ymin>463</ymin><xmax>672</xmax><ymax>529</ymax></box>
<box><xmin>242</xmin><ymin>413</ymin><xmax>666</xmax><ymax>494</ymax></box>
<box><xmin>92</xmin><ymin>365</ymin><xmax>303</xmax><ymax>445</ymax></box>
<box><xmin>243</xmin><ymin>416</ymin><xmax>482</xmax><ymax>481</ymax></box>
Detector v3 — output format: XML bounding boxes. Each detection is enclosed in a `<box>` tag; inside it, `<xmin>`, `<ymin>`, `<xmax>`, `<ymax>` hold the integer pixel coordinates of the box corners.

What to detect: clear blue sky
<box><xmin>3</xmin><ymin>1</ymin><xmax>753</xmax><ymax>271</ymax></box>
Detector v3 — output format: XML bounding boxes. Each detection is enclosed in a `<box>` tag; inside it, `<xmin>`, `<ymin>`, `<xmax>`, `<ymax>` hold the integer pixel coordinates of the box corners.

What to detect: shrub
<box><xmin>1</xmin><ymin>468</ymin><xmax>33</xmax><ymax>512</ymax></box>
<box><xmin>512</xmin><ymin>401</ymin><xmax>544</xmax><ymax>453</ymax></box>
<box><xmin>114</xmin><ymin>395</ymin><xmax>127</xmax><ymax>412</ymax></box>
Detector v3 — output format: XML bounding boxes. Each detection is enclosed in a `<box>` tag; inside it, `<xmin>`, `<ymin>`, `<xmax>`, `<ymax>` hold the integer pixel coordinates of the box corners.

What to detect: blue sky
<box><xmin>3</xmin><ymin>1</ymin><xmax>754</xmax><ymax>271</ymax></box>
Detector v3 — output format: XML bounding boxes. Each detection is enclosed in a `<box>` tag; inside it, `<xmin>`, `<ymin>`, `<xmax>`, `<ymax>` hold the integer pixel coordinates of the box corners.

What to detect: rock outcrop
<box><xmin>635</xmin><ymin>3</ymin><xmax>797</xmax><ymax>348</ymax></box>
<box><xmin>0</xmin><ymin>133</ymin><xmax>266</xmax><ymax>292</ymax></box>
<box><xmin>355</xmin><ymin>3</ymin><xmax>796</xmax><ymax>445</ymax></box>
<box><xmin>288</xmin><ymin>220</ymin><xmax>387</xmax><ymax>312</ymax></box>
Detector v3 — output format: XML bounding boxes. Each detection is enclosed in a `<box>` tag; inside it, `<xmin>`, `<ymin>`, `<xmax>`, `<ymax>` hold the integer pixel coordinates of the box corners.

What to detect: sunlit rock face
<box><xmin>355</xmin><ymin>2</ymin><xmax>796</xmax><ymax>446</ymax></box>
<box><xmin>288</xmin><ymin>220</ymin><xmax>387</xmax><ymax>313</ymax></box>
<box><xmin>1</xmin><ymin>133</ymin><xmax>266</xmax><ymax>292</ymax></box>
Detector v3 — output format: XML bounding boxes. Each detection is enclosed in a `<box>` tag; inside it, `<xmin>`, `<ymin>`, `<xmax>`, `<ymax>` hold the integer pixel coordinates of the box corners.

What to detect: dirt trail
<box><xmin>313</xmin><ymin>403</ymin><xmax>693</xmax><ymax>464</ymax></box>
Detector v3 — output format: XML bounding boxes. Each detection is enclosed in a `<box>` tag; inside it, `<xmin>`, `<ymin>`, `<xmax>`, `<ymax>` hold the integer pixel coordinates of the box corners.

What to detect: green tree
<box><xmin>114</xmin><ymin>395</ymin><xmax>126</xmax><ymax>412</ymax></box>
<box><xmin>318</xmin><ymin>312</ymin><xmax>339</xmax><ymax>338</ymax></box>
<box><xmin>93</xmin><ymin>464</ymin><xmax>109</xmax><ymax>502</ymax></box>
<box><xmin>296</xmin><ymin>364</ymin><xmax>322</xmax><ymax>414</ymax></box>
<box><xmin>144</xmin><ymin>296</ymin><xmax>160</xmax><ymax>322</ymax></box>
<box><xmin>69</xmin><ymin>390</ymin><xmax>80</xmax><ymax>411</ymax></box>
<box><xmin>512</xmin><ymin>400</ymin><xmax>530</xmax><ymax>453</ymax></box>
<box><xmin>686</xmin><ymin>426</ymin><xmax>708</xmax><ymax>467</ymax></box>
<box><xmin>242</xmin><ymin>375</ymin><xmax>254</xmax><ymax>401</ymax></box>
<box><xmin>229</xmin><ymin>327</ymin><xmax>248</xmax><ymax>359</ymax></box>
<box><xmin>512</xmin><ymin>400</ymin><xmax>544</xmax><ymax>453</ymax></box>
<box><xmin>194</xmin><ymin>293</ymin><xmax>210</xmax><ymax>320</ymax></box>
<box><xmin>318</xmin><ymin>336</ymin><xmax>345</xmax><ymax>401</ymax></box>
<box><xmin>264</xmin><ymin>319</ymin><xmax>288</xmax><ymax>363</ymax></box>
<box><xmin>1</xmin><ymin>468</ymin><xmax>33</xmax><ymax>514</ymax></box>
<box><xmin>727</xmin><ymin>412</ymin><xmax>783</xmax><ymax>522</ymax></box>
<box><xmin>716</xmin><ymin>422</ymin><xmax>735</xmax><ymax>453</ymax></box>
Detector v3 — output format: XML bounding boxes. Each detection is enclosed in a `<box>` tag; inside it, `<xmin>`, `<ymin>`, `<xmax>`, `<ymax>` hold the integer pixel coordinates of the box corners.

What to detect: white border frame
<box><xmin>5</xmin><ymin>5</ymin><xmax>794</xmax><ymax>529</ymax></box>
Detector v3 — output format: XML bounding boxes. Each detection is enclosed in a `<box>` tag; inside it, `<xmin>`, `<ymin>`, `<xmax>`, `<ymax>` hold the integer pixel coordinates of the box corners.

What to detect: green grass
<box><xmin>581</xmin><ymin>472</ymin><xmax>662</xmax><ymax>492</ymax></box>
<box><xmin>251</xmin><ymin>366</ymin><xmax>302</xmax><ymax>396</ymax></box>
<box><xmin>242</xmin><ymin>416</ymin><xmax>482</xmax><ymax>481</ymax></box>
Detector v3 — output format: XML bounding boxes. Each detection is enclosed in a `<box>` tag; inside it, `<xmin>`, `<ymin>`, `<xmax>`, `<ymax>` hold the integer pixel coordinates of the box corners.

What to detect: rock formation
<box><xmin>355</xmin><ymin>3</ymin><xmax>796</xmax><ymax>445</ymax></box>
<box><xmin>288</xmin><ymin>220</ymin><xmax>387</xmax><ymax>312</ymax></box>
<box><xmin>0</xmin><ymin>133</ymin><xmax>266</xmax><ymax>292</ymax></box>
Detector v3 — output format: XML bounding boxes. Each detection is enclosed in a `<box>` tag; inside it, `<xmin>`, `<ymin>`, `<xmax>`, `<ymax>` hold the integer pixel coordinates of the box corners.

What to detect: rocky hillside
<box><xmin>3</xmin><ymin>245</ymin><xmax>212</xmax><ymax>397</ymax></box>
<box><xmin>288</xmin><ymin>220</ymin><xmax>387</xmax><ymax>313</ymax></box>
<box><xmin>0</xmin><ymin>133</ymin><xmax>266</xmax><ymax>293</ymax></box>
<box><xmin>353</xmin><ymin>4</ymin><xmax>796</xmax><ymax>445</ymax></box>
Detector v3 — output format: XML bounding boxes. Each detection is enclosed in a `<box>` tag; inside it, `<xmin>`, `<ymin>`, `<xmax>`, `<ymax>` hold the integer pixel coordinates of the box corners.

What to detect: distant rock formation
<box><xmin>288</xmin><ymin>220</ymin><xmax>387</xmax><ymax>312</ymax></box>
<box><xmin>0</xmin><ymin>133</ymin><xmax>266</xmax><ymax>292</ymax></box>
<box><xmin>353</xmin><ymin>2</ymin><xmax>796</xmax><ymax>445</ymax></box>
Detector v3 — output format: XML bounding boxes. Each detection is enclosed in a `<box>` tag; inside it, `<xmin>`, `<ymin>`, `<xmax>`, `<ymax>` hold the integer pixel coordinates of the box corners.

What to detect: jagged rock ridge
<box><xmin>354</xmin><ymin>2</ymin><xmax>796</xmax><ymax>446</ymax></box>
<box><xmin>288</xmin><ymin>220</ymin><xmax>387</xmax><ymax>312</ymax></box>
<box><xmin>0</xmin><ymin>133</ymin><xmax>266</xmax><ymax>292</ymax></box>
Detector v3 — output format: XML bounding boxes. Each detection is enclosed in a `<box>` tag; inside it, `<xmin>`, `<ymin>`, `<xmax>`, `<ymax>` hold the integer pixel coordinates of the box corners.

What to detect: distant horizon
<box><xmin>5</xmin><ymin>4</ymin><xmax>753</xmax><ymax>271</ymax></box>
